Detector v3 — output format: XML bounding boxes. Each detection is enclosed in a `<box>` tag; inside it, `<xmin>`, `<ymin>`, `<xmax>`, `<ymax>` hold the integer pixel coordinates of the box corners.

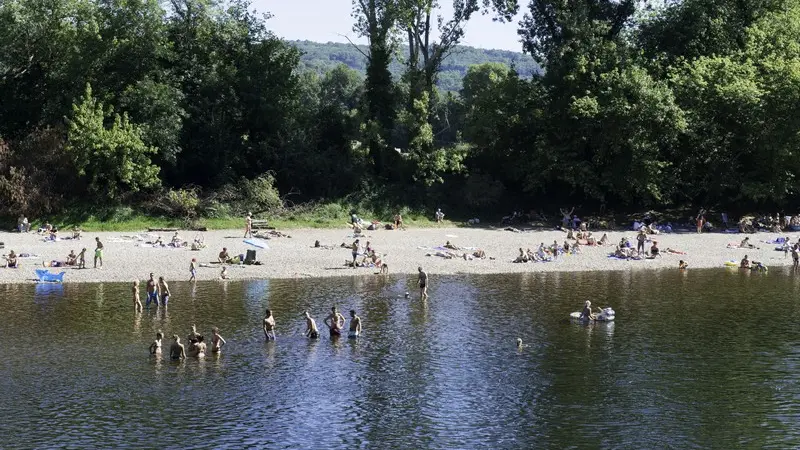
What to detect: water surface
<box><xmin>1</xmin><ymin>269</ymin><xmax>799</xmax><ymax>449</ymax></box>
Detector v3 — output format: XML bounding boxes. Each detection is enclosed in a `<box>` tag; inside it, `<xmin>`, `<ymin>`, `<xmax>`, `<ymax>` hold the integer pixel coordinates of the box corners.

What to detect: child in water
<box><xmin>189</xmin><ymin>258</ymin><xmax>197</xmax><ymax>282</ymax></box>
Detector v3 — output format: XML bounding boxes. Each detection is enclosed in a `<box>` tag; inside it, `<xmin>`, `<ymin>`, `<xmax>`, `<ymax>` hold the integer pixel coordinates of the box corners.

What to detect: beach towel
<box><xmin>244</xmin><ymin>238</ymin><xmax>270</xmax><ymax>249</ymax></box>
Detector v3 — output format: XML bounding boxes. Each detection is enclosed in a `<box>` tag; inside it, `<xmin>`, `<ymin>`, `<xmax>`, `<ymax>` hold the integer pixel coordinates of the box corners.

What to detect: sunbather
<box><xmin>66</xmin><ymin>250</ymin><xmax>78</xmax><ymax>265</ymax></box>
<box><xmin>4</xmin><ymin>250</ymin><xmax>18</xmax><ymax>268</ymax></box>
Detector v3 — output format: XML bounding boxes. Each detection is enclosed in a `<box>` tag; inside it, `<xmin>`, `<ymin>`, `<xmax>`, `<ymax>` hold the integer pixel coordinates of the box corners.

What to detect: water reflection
<box><xmin>1</xmin><ymin>271</ymin><xmax>800</xmax><ymax>448</ymax></box>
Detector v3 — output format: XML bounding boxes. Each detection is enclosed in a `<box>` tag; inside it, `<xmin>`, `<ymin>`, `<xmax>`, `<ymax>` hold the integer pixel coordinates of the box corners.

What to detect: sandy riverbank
<box><xmin>0</xmin><ymin>227</ymin><xmax>791</xmax><ymax>284</ymax></box>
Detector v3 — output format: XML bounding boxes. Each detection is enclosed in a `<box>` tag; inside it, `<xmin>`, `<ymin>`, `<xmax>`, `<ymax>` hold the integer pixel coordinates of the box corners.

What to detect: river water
<box><xmin>1</xmin><ymin>269</ymin><xmax>799</xmax><ymax>449</ymax></box>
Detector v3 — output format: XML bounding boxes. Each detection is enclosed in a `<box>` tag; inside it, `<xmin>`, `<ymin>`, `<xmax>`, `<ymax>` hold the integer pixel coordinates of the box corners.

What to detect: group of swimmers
<box><xmin>264</xmin><ymin>306</ymin><xmax>363</xmax><ymax>340</ymax></box>
<box><xmin>132</xmin><ymin>273</ymin><xmax>171</xmax><ymax>312</ymax></box>
<box><xmin>150</xmin><ymin>325</ymin><xmax>227</xmax><ymax>360</ymax></box>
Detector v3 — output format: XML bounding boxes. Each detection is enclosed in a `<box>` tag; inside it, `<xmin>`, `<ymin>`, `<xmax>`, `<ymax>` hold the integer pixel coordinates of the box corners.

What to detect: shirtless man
<box><xmin>418</xmin><ymin>266</ymin><xmax>428</xmax><ymax>300</ymax></box>
<box><xmin>244</xmin><ymin>212</ymin><xmax>253</xmax><ymax>238</ymax></box>
<box><xmin>132</xmin><ymin>280</ymin><xmax>142</xmax><ymax>312</ymax></box>
<box><xmin>146</xmin><ymin>273</ymin><xmax>158</xmax><ymax>308</ymax></box>
<box><xmin>149</xmin><ymin>331</ymin><xmax>163</xmax><ymax>355</ymax></box>
<box><xmin>348</xmin><ymin>310</ymin><xmax>362</xmax><ymax>338</ymax></box>
<box><xmin>187</xmin><ymin>324</ymin><xmax>200</xmax><ymax>343</ymax></box>
<box><xmin>304</xmin><ymin>311</ymin><xmax>319</xmax><ymax>339</ymax></box>
<box><xmin>211</xmin><ymin>327</ymin><xmax>226</xmax><ymax>353</ymax></box>
<box><xmin>94</xmin><ymin>237</ymin><xmax>104</xmax><ymax>269</ymax></box>
<box><xmin>158</xmin><ymin>276</ymin><xmax>171</xmax><ymax>306</ymax></box>
<box><xmin>263</xmin><ymin>309</ymin><xmax>276</xmax><ymax>340</ymax></box>
<box><xmin>169</xmin><ymin>335</ymin><xmax>186</xmax><ymax>360</ymax></box>
<box><xmin>324</xmin><ymin>306</ymin><xmax>345</xmax><ymax>338</ymax></box>
<box><xmin>218</xmin><ymin>247</ymin><xmax>231</xmax><ymax>264</ymax></box>
<box><xmin>188</xmin><ymin>336</ymin><xmax>206</xmax><ymax>357</ymax></box>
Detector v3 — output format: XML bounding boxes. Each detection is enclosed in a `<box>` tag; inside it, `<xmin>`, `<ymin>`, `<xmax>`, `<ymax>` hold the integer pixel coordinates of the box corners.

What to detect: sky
<box><xmin>254</xmin><ymin>0</ymin><xmax>526</xmax><ymax>52</ymax></box>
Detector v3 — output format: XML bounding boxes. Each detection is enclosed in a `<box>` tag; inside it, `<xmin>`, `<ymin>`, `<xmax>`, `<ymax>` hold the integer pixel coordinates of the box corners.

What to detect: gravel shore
<box><xmin>0</xmin><ymin>227</ymin><xmax>790</xmax><ymax>284</ymax></box>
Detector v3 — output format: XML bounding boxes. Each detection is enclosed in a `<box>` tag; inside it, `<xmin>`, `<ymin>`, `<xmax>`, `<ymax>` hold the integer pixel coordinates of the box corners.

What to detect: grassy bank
<box><xmin>30</xmin><ymin>204</ymin><xmax>457</xmax><ymax>232</ymax></box>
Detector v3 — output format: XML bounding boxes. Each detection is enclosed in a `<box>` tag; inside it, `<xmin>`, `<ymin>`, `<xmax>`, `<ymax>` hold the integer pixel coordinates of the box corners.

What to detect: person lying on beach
<box><xmin>472</xmin><ymin>249</ymin><xmax>486</xmax><ymax>259</ymax></box>
<box><xmin>586</xmin><ymin>232</ymin><xmax>597</xmax><ymax>246</ymax></box>
<box><xmin>66</xmin><ymin>250</ymin><xmax>78</xmax><ymax>265</ymax></box>
<box><xmin>444</xmin><ymin>241</ymin><xmax>460</xmax><ymax>250</ymax></box>
<box><xmin>665</xmin><ymin>248</ymin><xmax>686</xmax><ymax>255</ymax></box>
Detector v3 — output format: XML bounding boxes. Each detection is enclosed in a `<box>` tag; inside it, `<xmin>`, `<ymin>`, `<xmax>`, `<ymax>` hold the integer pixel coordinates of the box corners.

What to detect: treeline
<box><xmin>1</xmin><ymin>0</ymin><xmax>800</xmax><ymax>224</ymax></box>
<box><xmin>292</xmin><ymin>40</ymin><xmax>541</xmax><ymax>92</ymax></box>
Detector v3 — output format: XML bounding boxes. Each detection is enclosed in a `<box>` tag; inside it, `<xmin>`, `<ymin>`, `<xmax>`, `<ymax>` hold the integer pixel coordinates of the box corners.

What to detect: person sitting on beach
<box><xmin>393</xmin><ymin>213</ymin><xmax>404</xmax><ymax>230</ymax></box>
<box><xmin>571</xmin><ymin>240</ymin><xmax>582</xmax><ymax>254</ymax></box>
<box><xmin>4</xmin><ymin>250</ymin><xmax>18</xmax><ymax>268</ymax></box>
<box><xmin>66</xmin><ymin>250</ymin><xmax>78</xmax><ymax>266</ymax></box>
<box><xmin>169</xmin><ymin>335</ymin><xmax>186</xmax><ymax>360</ymax></box>
<box><xmin>352</xmin><ymin>221</ymin><xmax>363</xmax><ymax>235</ymax></box>
<box><xmin>191</xmin><ymin>234</ymin><xmax>205</xmax><ymax>250</ymax></box>
<box><xmin>574</xmin><ymin>230</ymin><xmax>583</xmax><ymax>240</ymax></box>
<box><xmin>619</xmin><ymin>237</ymin><xmax>630</xmax><ymax>248</ymax></box>
<box><xmin>599</xmin><ymin>233</ymin><xmax>609</xmax><ymax>246</ymax></box>
<box><xmin>740</xmin><ymin>255</ymin><xmax>751</xmax><ymax>269</ymax></box>
<box><xmin>38</xmin><ymin>223</ymin><xmax>52</xmax><ymax>234</ymax></box>
<box><xmin>566</xmin><ymin>228</ymin><xmax>575</xmax><ymax>240</ymax></box>
<box><xmin>647</xmin><ymin>224</ymin><xmax>660</xmax><ymax>235</ymax></box>
<box><xmin>740</xmin><ymin>237</ymin><xmax>755</xmax><ymax>249</ymax></box>
<box><xmin>444</xmin><ymin>241</ymin><xmax>459</xmax><ymax>251</ymax></box>
<box><xmin>170</xmin><ymin>232</ymin><xmax>182</xmax><ymax>246</ymax></box>
<box><xmin>679</xmin><ymin>260</ymin><xmax>688</xmax><ymax>270</ymax></box>
<box><xmin>586</xmin><ymin>232</ymin><xmax>597</xmax><ymax>246</ymax></box>
<box><xmin>537</xmin><ymin>243</ymin><xmax>549</xmax><ymax>261</ymax></box>
<box><xmin>218</xmin><ymin>248</ymin><xmax>231</xmax><ymax>264</ymax></box>
<box><xmin>72</xmin><ymin>227</ymin><xmax>81</xmax><ymax>239</ymax></box>
<box><xmin>49</xmin><ymin>226</ymin><xmax>59</xmax><ymax>241</ymax></box>
<box><xmin>526</xmin><ymin>248</ymin><xmax>536</xmax><ymax>261</ymax></box>
<box><xmin>649</xmin><ymin>241</ymin><xmax>661</xmax><ymax>258</ymax></box>
<box><xmin>514</xmin><ymin>248</ymin><xmax>527</xmax><ymax>263</ymax></box>
<box><xmin>563</xmin><ymin>241</ymin><xmax>570</xmax><ymax>253</ymax></box>
<box><xmin>472</xmin><ymin>249</ymin><xmax>486</xmax><ymax>259</ymax></box>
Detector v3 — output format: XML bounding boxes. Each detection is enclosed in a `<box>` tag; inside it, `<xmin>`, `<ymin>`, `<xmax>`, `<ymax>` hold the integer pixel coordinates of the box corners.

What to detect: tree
<box><xmin>66</xmin><ymin>84</ymin><xmax>160</xmax><ymax>200</ymax></box>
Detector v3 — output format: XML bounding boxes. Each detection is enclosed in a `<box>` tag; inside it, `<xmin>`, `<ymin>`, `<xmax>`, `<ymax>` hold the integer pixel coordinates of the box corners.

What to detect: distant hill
<box><xmin>289</xmin><ymin>40</ymin><xmax>541</xmax><ymax>92</ymax></box>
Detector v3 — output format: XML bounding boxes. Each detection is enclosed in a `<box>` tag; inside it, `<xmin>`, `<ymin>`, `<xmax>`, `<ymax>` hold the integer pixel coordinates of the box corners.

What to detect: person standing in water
<box><xmin>149</xmin><ymin>331</ymin><xmax>163</xmax><ymax>355</ymax></box>
<box><xmin>94</xmin><ymin>237</ymin><xmax>104</xmax><ymax>269</ymax></box>
<box><xmin>146</xmin><ymin>273</ymin><xmax>158</xmax><ymax>308</ymax></box>
<box><xmin>189</xmin><ymin>258</ymin><xmax>197</xmax><ymax>282</ymax></box>
<box><xmin>304</xmin><ymin>311</ymin><xmax>319</xmax><ymax>339</ymax></box>
<box><xmin>324</xmin><ymin>306</ymin><xmax>345</xmax><ymax>338</ymax></box>
<box><xmin>158</xmin><ymin>277</ymin><xmax>171</xmax><ymax>306</ymax></box>
<box><xmin>418</xmin><ymin>266</ymin><xmax>429</xmax><ymax>300</ymax></box>
<box><xmin>348</xmin><ymin>310</ymin><xmax>362</xmax><ymax>338</ymax></box>
<box><xmin>132</xmin><ymin>280</ymin><xmax>143</xmax><ymax>312</ymax></box>
<box><xmin>211</xmin><ymin>327</ymin><xmax>226</xmax><ymax>353</ymax></box>
<box><xmin>169</xmin><ymin>335</ymin><xmax>186</xmax><ymax>360</ymax></box>
<box><xmin>263</xmin><ymin>309</ymin><xmax>276</xmax><ymax>340</ymax></box>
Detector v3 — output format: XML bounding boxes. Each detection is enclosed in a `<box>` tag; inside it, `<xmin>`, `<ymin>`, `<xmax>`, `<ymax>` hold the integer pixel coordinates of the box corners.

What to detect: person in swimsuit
<box><xmin>579</xmin><ymin>300</ymin><xmax>597</xmax><ymax>320</ymax></box>
<box><xmin>66</xmin><ymin>250</ymin><xmax>78</xmax><ymax>266</ymax></box>
<box><xmin>158</xmin><ymin>277</ymin><xmax>171</xmax><ymax>306</ymax></box>
<box><xmin>418</xmin><ymin>266</ymin><xmax>428</xmax><ymax>300</ymax></box>
<box><xmin>211</xmin><ymin>327</ymin><xmax>226</xmax><ymax>353</ymax></box>
<box><xmin>218</xmin><ymin>248</ymin><xmax>231</xmax><ymax>264</ymax></box>
<box><xmin>169</xmin><ymin>335</ymin><xmax>186</xmax><ymax>360</ymax></box>
<box><xmin>304</xmin><ymin>311</ymin><xmax>319</xmax><ymax>339</ymax></box>
<box><xmin>263</xmin><ymin>309</ymin><xmax>276</xmax><ymax>340</ymax></box>
<box><xmin>77</xmin><ymin>248</ymin><xmax>87</xmax><ymax>269</ymax></box>
<box><xmin>740</xmin><ymin>255</ymin><xmax>751</xmax><ymax>269</ymax></box>
<box><xmin>793</xmin><ymin>244</ymin><xmax>799</xmax><ymax>270</ymax></box>
<box><xmin>132</xmin><ymin>280</ymin><xmax>143</xmax><ymax>312</ymax></box>
<box><xmin>188</xmin><ymin>336</ymin><xmax>206</xmax><ymax>357</ymax></box>
<box><xmin>149</xmin><ymin>331</ymin><xmax>163</xmax><ymax>355</ymax></box>
<box><xmin>189</xmin><ymin>258</ymin><xmax>197</xmax><ymax>282</ymax></box>
<box><xmin>94</xmin><ymin>237</ymin><xmax>103</xmax><ymax>269</ymax></box>
<box><xmin>351</xmin><ymin>239</ymin><xmax>360</xmax><ymax>268</ymax></box>
<box><xmin>145</xmin><ymin>273</ymin><xmax>158</xmax><ymax>307</ymax></box>
<box><xmin>244</xmin><ymin>212</ymin><xmax>253</xmax><ymax>238</ymax></box>
<box><xmin>348</xmin><ymin>310</ymin><xmax>362</xmax><ymax>338</ymax></box>
<box><xmin>324</xmin><ymin>306</ymin><xmax>345</xmax><ymax>338</ymax></box>
<box><xmin>188</xmin><ymin>324</ymin><xmax>200</xmax><ymax>343</ymax></box>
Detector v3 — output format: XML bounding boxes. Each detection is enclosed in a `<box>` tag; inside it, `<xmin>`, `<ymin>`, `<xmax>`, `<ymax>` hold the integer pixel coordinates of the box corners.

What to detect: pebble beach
<box><xmin>0</xmin><ymin>227</ymin><xmax>791</xmax><ymax>284</ymax></box>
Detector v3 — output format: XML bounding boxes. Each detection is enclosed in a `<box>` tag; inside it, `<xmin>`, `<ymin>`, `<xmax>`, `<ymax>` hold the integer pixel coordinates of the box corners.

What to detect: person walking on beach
<box><xmin>158</xmin><ymin>276</ymin><xmax>171</xmax><ymax>306</ymax></box>
<box><xmin>304</xmin><ymin>311</ymin><xmax>319</xmax><ymax>339</ymax></box>
<box><xmin>418</xmin><ymin>266</ymin><xmax>429</xmax><ymax>300</ymax></box>
<box><xmin>132</xmin><ymin>280</ymin><xmax>143</xmax><ymax>312</ymax></box>
<box><xmin>189</xmin><ymin>258</ymin><xmax>197</xmax><ymax>282</ymax></box>
<box><xmin>324</xmin><ymin>306</ymin><xmax>345</xmax><ymax>338</ymax></box>
<box><xmin>263</xmin><ymin>309</ymin><xmax>276</xmax><ymax>340</ymax></box>
<box><xmin>94</xmin><ymin>237</ymin><xmax>104</xmax><ymax>269</ymax></box>
<box><xmin>146</xmin><ymin>273</ymin><xmax>158</xmax><ymax>308</ymax></box>
<box><xmin>211</xmin><ymin>327</ymin><xmax>226</xmax><ymax>353</ymax></box>
<box><xmin>348</xmin><ymin>310</ymin><xmax>362</xmax><ymax>338</ymax></box>
<box><xmin>170</xmin><ymin>335</ymin><xmax>186</xmax><ymax>360</ymax></box>
<box><xmin>244</xmin><ymin>212</ymin><xmax>253</xmax><ymax>238</ymax></box>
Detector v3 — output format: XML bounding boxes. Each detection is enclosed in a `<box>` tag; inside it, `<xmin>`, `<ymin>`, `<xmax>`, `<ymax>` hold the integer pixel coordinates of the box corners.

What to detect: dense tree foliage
<box><xmin>1</xmin><ymin>0</ymin><xmax>800</xmax><ymax>221</ymax></box>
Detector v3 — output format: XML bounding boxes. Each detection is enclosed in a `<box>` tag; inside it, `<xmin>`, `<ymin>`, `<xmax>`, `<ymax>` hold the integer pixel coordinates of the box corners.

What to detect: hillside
<box><xmin>290</xmin><ymin>40</ymin><xmax>540</xmax><ymax>92</ymax></box>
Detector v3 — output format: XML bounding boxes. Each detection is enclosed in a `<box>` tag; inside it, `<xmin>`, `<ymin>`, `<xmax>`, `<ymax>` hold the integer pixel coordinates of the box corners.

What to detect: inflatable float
<box><xmin>35</xmin><ymin>269</ymin><xmax>65</xmax><ymax>283</ymax></box>
<box><xmin>570</xmin><ymin>307</ymin><xmax>615</xmax><ymax>322</ymax></box>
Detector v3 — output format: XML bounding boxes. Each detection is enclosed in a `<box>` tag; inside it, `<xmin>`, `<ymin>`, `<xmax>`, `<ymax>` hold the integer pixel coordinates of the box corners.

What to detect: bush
<box><xmin>208</xmin><ymin>172</ymin><xmax>283</xmax><ymax>216</ymax></box>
